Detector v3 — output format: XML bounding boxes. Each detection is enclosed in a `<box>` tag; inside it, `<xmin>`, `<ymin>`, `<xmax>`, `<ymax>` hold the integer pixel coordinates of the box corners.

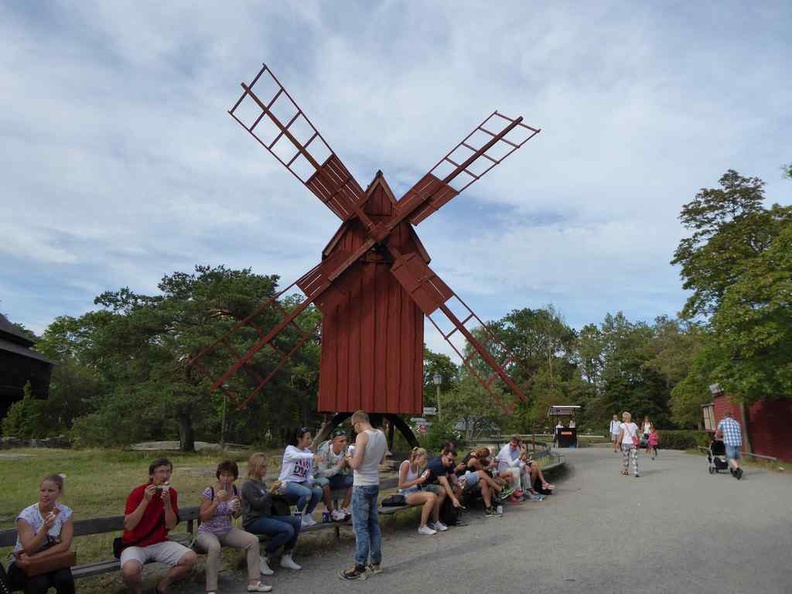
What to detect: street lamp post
<box><xmin>433</xmin><ymin>372</ymin><xmax>442</xmax><ymax>421</ymax></box>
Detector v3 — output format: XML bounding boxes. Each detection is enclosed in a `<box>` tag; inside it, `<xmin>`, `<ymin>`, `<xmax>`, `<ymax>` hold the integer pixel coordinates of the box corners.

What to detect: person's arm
<box><xmin>30</xmin><ymin>518</ymin><xmax>73</xmax><ymax>558</ymax></box>
<box><xmin>398</xmin><ymin>461</ymin><xmax>428</xmax><ymax>489</ymax></box>
<box><xmin>241</xmin><ymin>480</ymin><xmax>272</xmax><ymax>511</ymax></box>
<box><xmin>437</xmin><ymin>476</ymin><xmax>461</xmax><ymax>507</ymax></box>
<box><xmin>347</xmin><ymin>431</ymin><xmax>368</xmax><ymax>470</ymax></box>
<box><xmin>283</xmin><ymin>445</ymin><xmax>316</xmax><ymax>463</ymax></box>
<box><xmin>16</xmin><ymin>517</ymin><xmax>50</xmax><ymax>556</ymax></box>
<box><xmin>124</xmin><ymin>485</ymin><xmax>155</xmax><ymax>532</ymax></box>
<box><xmin>319</xmin><ymin>443</ymin><xmax>343</xmax><ymax>478</ymax></box>
<box><xmin>200</xmin><ymin>486</ymin><xmax>229</xmax><ymax>523</ymax></box>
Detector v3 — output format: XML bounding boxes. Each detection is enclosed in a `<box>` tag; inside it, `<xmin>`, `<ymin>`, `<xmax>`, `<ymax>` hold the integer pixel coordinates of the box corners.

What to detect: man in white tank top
<box><xmin>338</xmin><ymin>410</ymin><xmax>387</xmax><ymax>581</ymax></box>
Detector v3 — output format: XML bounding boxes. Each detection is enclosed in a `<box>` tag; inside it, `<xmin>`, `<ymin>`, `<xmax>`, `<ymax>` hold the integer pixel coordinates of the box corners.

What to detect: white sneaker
<box><xmin>301</xmin><ymin>514</ymin><xmax>317</xmax><ymax>527</ymax></box>
<box><xmin>433</xmin><ymin>521</ymin><xmax>448</xmax><ymax>532</ymax></box>
<box><xmin>280</xmin><ymin>552</ymin><xmax>302</xmax><ymax>571</ymax></box>
<box><xmin>247</xmin><ymin>582</ymin><xmax>273</xmax><ymax>592</ymax></box>
<box><xmin>259</xmin><ymin>555</ymin><xmax>274</xmax><ymax>576</ymax></box>
<box><xmin>418</xmin><ymin>525</ymin><xmax>437</xmax><ymax>536</ymax></box>
<box><xmin>331</xmin><ymin>509</ymin><xmax>346</xmax><ymax>522</ymax></box>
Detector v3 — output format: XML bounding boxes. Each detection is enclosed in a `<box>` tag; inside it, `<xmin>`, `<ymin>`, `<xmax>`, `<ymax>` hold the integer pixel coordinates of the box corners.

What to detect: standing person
<box><xmin>641</xmin><ymin>416</ymin><xmax>652</xmax><ymax>451</ymax></box>
<box><xmin>609</xmin><ymin>414</ymin><xmax>621</xmax><ymax>453</ymax></box>
<box><xmin>277</xmin><ymin>428</ymin><xmax>323</xmax><ymax>527</ymax></box>
<box><xmin>716</xmin><ymin>411</ymin><xmax>744</xmax><ymax>479</ymax></box>
<box><xmin>618</xmin><ymin>413</ymin><xmax>640</xmax><ymax>478</ymax></box>
<box><xmin>7</xmin><ymin>474</ymin><xmax>75</xmax><ymax>594</ymax></box>
<box><xmin>195</xmin><ymin>460</ymin><xmax>271</xmax><ymax>594</ymax></box>
<box><xmin>242</xmin><ymin>453</ymin><xmax>303</xmax><ymax>575</ymax></box>
<box><xmin>647</xmin><ymin>426</ymin><xmax>660</xmax><ymax>460</ymax></box>
<box><xmin>338</xmin><ymin>411</ymin><xmax>387</xmax><ymax>581</ymax></box>
<box><xmin>120</xmin><ymin>458</ymin><xmax>197</xmax><ymax>594</ymax></box>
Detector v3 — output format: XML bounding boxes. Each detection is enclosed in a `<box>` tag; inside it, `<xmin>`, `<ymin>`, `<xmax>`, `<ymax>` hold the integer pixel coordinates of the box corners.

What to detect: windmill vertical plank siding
<box><xmin>316</xmin><ymin>178</ymin><xmax>424</xmax><ymax>415</ymax></box>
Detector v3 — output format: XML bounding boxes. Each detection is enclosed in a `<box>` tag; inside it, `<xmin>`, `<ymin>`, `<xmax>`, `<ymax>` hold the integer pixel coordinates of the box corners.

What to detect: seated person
<box><xmin>277</xmin><ymin>427</ymin><xmax>323</xmax><ymax>527</ymax></box>
<box><xmin>315</xmin><ymin>428</ymin><xmax>354</xmax><ymax>521</ymax></box>
<box><xmin>398</xmin><ymin>447</ymin><xmax>442</xmax><ymax>535</ymax></box>
<box><xmin>120</xmin><ymin>458</ymin><xmax>197</xmax><ymax>594</ymax></box>
<box><xmin>423</xmin><ymin>447</ymin><xmax>463</xmax><ymax>529</ymax></box>
<box><xmin>455</xmin><ymin>447</ymin><xmax>504</xmax><ymax>517</ymax></box>
<box><xmin>196</xmin><ymin>460</ymin><xmax>270</xmax><ymax>593</ymax></box>
<box><xmin>242</xmin><ymin>453</ymin><xmax>302</xmax><ymax>575</ymax></box>
<box><xmin>7</xmin><ymin>473</ymin><xmax>75</xmax><ymax>594</ymax></box>
<box><xmin>518</xmin><ymin>444</ymin><xmax>554</xmax><ymax>496</ymax></box>
<box><xmin>497</xmin><ymin>435</ymin><xmax>527</xmax><ymax>501</ymax></box>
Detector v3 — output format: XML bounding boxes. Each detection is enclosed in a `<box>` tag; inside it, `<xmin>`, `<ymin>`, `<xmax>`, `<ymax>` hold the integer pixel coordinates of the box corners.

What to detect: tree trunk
<box><xmin>177</xmin><ymin>410</ymin><xmax>195</xmax><ymax>452</ymax></box>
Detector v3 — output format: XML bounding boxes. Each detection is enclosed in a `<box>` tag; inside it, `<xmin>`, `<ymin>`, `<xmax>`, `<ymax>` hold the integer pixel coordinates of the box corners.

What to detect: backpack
<box><xmin>439</xmin><ymin>495</ymin><xmax>462</xmax><ymax>526</ymax></box>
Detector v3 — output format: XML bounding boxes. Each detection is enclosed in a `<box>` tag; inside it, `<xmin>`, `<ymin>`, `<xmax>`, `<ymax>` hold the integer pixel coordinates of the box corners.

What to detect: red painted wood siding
<box><xmin>713</xmin><ymin>396</ymin><xmax>792</xmax><ymax>461</ymax></box>
<box><xmin>316</xmin><ymin>177</ymin><xmax>425</xmax><ymax>415</ymax></box>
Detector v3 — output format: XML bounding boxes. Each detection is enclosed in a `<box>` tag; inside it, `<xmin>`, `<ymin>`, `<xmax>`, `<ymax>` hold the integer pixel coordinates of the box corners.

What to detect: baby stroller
<box><xmin>707</xmin><ymin>439</ymin><xmax>729</xmax><ymax>474</ymax></box>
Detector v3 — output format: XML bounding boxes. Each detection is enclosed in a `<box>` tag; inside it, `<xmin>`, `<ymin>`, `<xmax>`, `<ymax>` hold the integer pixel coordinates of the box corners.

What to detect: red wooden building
<box><xmin>315</xmin><ymin>173</ymin><xmax>425</xmax><ymax>415</ymax></box>
<box><xmin>703</xmin><ymin>395</ymin><xmax>792</xmax><ymax>461</ymax></box>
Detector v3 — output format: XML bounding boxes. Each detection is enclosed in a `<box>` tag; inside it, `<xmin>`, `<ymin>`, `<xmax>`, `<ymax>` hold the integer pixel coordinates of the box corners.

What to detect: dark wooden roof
<box><xmin>0</xmin><ymin>314</ymin><xmax>54</xmax><ymax>365</ymax></box>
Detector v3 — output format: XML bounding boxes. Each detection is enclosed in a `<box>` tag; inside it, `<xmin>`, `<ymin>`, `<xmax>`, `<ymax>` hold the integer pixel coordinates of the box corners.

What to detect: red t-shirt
<box><xmin>122</xmin><ymin>483</ymin><xmax>179</xmax><ymax>546</ymax></box>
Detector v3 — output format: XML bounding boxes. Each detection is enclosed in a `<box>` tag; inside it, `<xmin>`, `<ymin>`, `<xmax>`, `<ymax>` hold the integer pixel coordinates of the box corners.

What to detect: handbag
<box><xmin>270</xmin><ymin>495</ymin><xmax>291</xmax><ymax>517</ymax></box>
<box><xmin>17</xmin><ymin>550</ymin><xmax>76</xmax><ymax>577</ymax></box>
<box><xmin>381</xmin><ymin>494</ymin><xmax>406</xmax><ymax>507</ymax></box>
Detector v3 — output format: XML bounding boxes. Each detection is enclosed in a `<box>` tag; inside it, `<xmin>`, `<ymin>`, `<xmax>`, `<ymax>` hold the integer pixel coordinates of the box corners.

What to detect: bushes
<box><xmin>656</xmin><ymin>430</ymin><xmax>709</xmax><ymax>450</ymax></box>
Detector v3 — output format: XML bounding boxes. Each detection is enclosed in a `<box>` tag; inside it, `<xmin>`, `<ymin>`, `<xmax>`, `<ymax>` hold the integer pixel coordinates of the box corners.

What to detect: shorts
<box><xmin>313</xmin><ymin>476</ymin><xmax>330</xmax><ymax>488</ymax></box>
<box><xmin>725</xmin><ymin>445</ymin><xmax>741</xmax><ymax>460</ymax></box>
<box><xmin>120</xmin><ymin>540</ymin><xmax>191</xmax><ymax>567</ymax></box>
<box><xmin>328</xmin><ymin>474</ymin><xmax>354</xmax><ymax>490</ymax></box>
<box><xmin>462</xmin><ymin>471</ymin><xmax>481</xmax><ymax>491</ymax></box>
<box><xmin>424</xmin><ymin>484</ymin><xmax>444</xmax><ymax>496</ymax></box>
<box><xmin>611</xmin><ymin>433</ymin><xmax>620</xmax><ymax>441</ymax></box>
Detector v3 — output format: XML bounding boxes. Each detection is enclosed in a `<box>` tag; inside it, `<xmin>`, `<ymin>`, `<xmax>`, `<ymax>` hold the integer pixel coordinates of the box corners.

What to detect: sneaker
<box><xmin>542</xmin><ymin>483</ymin><xmax>555</xmax><ymax>490</ymax></box>
<box><xmin>259</xmin><ymin>555</ymin><xmax>274</xmax><ymax>576</ymax></box>
<box><xmin>247</xmin><ymin>582</ymin><xmax>273</xmax><ymax>592</ymax></box>
<box><xmin>485</xmin><ymin>506</ymin><xmax>496</xmax><ymax>518</ymax></box>
<box><xmin>418</xmin><ymin>524</ymin><xmax>437</xmax><ymax>535</ymax></box>
<box><xmin>513</xmin><ymin>490</ymin><xmax>524</xmax><ymax>499</ymax></box>
<box><xmin>280</xmin><ymin>552</ymin><xmax>302</xmax><ymax>571</ymax></box>
<box><xmin>331</xmin><ymin>509</ymin><xmax>347</xmax><ymax>522</ymax></box>
<box><xmin>433</xmin><ymin>521</ymin><xmax>448</xmax><ymax>532</ymax></box>
<box><xmin>366</xmin><ymin>563</ymin><xmax>383</xmax><ymax>575</ymax></box>
<box><xmin>509</xmin><ymin>495</ymin><xmax>522</xmax><ymax>504</ymax></box>
<box><xmin>634</xmin><ymin>474</ymin><xmax>640</xmax><ymax>478</ymax></box>
<box><xmin>301</xmin><ymin>514</ymin><xmax>317</xmax><ymax>527</ymax></box>
<box><xmin>735</xmin><ymin>468</ymin><xmax>743</xmax><ymax>480</ymax></box>
<box><xmin>500</xmin><ymin>485</ymin><xmax>516</xmax><ymax>498</ymax></box>
<box><xmin>338</xmin><ymin>565</ymin><xmax>367</xmax><ymax>581</ymax></box>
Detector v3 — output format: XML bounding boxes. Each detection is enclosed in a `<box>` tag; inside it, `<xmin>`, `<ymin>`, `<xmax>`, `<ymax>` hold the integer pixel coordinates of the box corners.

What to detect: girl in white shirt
<box><xmin>277</xmin><ymin>428</ymin><xmax>323</xmax><ymax>527</ymax></box>
<box><xmin>618</xmin><ymin>412</ymin><xmax>640</xmax><ymax>478</ymax></box>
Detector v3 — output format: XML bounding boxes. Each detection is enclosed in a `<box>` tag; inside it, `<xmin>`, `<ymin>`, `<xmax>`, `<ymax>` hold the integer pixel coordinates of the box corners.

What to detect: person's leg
<box><xmin>50</xmin><ymin>568</ymin><xmax>75</xmax><ymax>594</ymax></box>
<box><xmin>7</xmin><ymin>563</ymin><xmax>52</xmax><ymax>594</ymax></box>
<box><xmin>196</xmin><ymin>532</ymin><xmax>222</xmax><ymax>593</ymax></box>
<box><xmin>407</xmin><ymin>491</ymin><xmax>436</xmax><ymax>527</ymax></box>
<box><xmin>276</xmin><ymin>515</ymin><xmax>303</xmax><ymax>552</ymax></box>
<box><xmin>367</xmin><ymin>486</ymin><xmax>382</xmax><ymax>566</ymax></box>
<box><xmin>120</xmin><ymin>547</ymin><xmax>148</xmax><ymax>594</ymax></box>
<box><xmin>305</xmin><ymin>484</ymin><xmax>324</xmax><ymax>514</ymax></box>
<box><xmin>219</xmin><ymin>528</ymin><xmax>262</xmax><ymax>586</ymax></box>
<box><xmin>351</xmin><ymin>486</ymin><xmax>371</xmax><ymax>568</ymax></box>
<box><xmin>156</xmin><ymin>543</ymin><xmax>197</xmax><ymax>593</ymax></box>
<box><xmin>621</xmin><ymin>444</ymin><xmax>630</xmax><ymax>474</ymax></box>
<box><xmin>284</xmin><ymin>481</ymin><xmax>312</xmax><ymax>513</ymax></box>
<box><xmin>631</xmin><ymin>446</ymin><xmax>640</xmax><ymax>477</ymax></box>
<box><xmin>249</xmin><ymin>516</ymin><xmax>296</xmax><ymax>555</ymax></box>
<box><xmin>480</xmin><ymin>477</ymin><xmax>492</xmax><ymax>508</ymax></box>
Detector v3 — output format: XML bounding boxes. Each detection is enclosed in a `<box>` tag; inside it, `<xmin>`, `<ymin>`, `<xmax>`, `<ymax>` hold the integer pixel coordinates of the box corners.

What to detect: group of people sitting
<box><xmin>5</xmin><ymin>431</ymin><xmax>554</xmax><ymax>594</ymax></box>
<box><xmin>397</xmin><ymin>436</ymin><xmax>555</xmax><ymax>534</ymax></box>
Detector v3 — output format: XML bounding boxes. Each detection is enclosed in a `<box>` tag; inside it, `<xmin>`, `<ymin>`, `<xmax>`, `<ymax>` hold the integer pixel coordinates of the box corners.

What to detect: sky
<box><xmin>1</xmin><ymin>1</ymin><xmax>790</xmax><ymax>358</ymax></box>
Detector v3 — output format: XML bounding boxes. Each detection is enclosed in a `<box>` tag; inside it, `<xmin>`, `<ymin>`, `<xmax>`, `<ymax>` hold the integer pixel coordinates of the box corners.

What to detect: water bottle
<box><xmin>496</xmin><ymin>502</ymin><xmax>504</xmax><ymax>516</ymax></box>
<box><xmin>322</xmin><ymin>510</ymin><xmax>331</xmax><ymax>523</ymax></box>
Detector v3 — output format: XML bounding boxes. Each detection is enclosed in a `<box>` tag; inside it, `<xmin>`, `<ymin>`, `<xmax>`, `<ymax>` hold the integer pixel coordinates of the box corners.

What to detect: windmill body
<box><xmin>190</xmin><ymin>63</ymin><xmax>541</xmax><ymax>440</ymax></box>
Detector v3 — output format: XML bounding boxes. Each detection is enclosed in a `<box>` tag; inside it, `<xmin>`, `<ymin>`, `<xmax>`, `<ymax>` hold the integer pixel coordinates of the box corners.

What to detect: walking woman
<box><xmin>619</xmin><ymin>412</ymin><xmax>641</xmax><ymax>478</ymax></box>
<box><xmin>7</xmin><ymin>473</ymin><xmax>75</xmax><ymax>594</ymax></box>
<box><xmin>196</xmin><ymin>460</ymin><xmax>271</xmax><ymax>593</ymax></box>
<box><xmin>398</xmin><ymin>447</ymin><xmax>441</xmax><ymax>535</ymax></box>
<box><xmin>242</xmin><ymin>453</ymin><xmax>303</xmax><ymax>576</ymax></box>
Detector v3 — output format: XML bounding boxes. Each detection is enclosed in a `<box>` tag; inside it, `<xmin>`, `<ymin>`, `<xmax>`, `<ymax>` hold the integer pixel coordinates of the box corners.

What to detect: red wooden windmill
<box><xmin>190</xmin><ymin>63</ymin><xmax>540</xmax><ymax>445</ymax></box>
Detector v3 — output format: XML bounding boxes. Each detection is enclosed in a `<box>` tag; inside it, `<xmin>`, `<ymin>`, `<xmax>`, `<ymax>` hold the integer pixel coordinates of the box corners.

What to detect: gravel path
<box><xmin>177</xmin><ymin>447</ymin><xmax>792</xmax><ymax>594</ymax></box>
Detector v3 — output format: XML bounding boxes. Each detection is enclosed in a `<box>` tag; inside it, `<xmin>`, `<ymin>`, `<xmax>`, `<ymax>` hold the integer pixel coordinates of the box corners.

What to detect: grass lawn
<box><xmin>0</xmin><ymin>447</ymin><xmax>279</xmax><ymax>593</ymax></box>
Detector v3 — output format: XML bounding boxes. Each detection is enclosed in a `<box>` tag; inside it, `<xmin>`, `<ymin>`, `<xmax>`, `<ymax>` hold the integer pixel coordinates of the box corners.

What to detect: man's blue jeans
<box><xmin>352</xmin><ymin>485</ymin><xmax>381</xmax><ymax>567</ymax></box>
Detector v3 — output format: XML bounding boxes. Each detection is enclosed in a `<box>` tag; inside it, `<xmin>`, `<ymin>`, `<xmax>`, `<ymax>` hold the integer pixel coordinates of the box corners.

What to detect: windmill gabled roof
<box><xmin>0</xmin><ymin>337</ymin><xmax>55</xmax><ymax>365</ymax></box>
<box><xmin>0</xmin><ymin>313</ymin><xmax>35</xmax><ymax>347</ymax></box>
<box><xmin>321</xmin><ymin>173</ymin><xmax>431</xmax><ymax>263</ymax></box>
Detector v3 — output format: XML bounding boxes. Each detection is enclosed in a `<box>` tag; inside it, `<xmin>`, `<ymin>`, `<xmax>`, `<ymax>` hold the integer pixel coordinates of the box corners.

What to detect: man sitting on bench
<box><xmin>120</xmin><ymin>458</ymin><xmax>196</xmax><ymax>594</ymax></box>
<box><xmin>316</xmin><ymin>428</ymin><xmax>354</xmax><ymax>521</ymax></box>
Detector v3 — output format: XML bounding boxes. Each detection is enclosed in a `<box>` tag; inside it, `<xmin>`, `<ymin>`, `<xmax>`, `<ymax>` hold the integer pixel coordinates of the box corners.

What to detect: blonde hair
<box><xmin>351</xmin><ymin>410</ymin><xmax>369</xmax><ymax>425</ymax></box>
<box><xmin>622</xmin><ymin>411</ymin><xmax>632</xmax><ymax>422</ymax></box>
<box><xmin>409</xmin><ymin>447</ymin><xmax>427</xmax><ymax>471</ymax></box>
<box><xmin>247</xmin><ymin>453</ymin><xmax>268</xmax><ymax>478</ymax></box>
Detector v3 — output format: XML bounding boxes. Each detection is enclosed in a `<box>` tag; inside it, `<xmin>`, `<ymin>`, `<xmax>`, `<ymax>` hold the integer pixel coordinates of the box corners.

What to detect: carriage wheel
<box><xmin>708</xmin><ymin>466</ymin><xmax>715</xmax><ymax>474</ymax></box>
